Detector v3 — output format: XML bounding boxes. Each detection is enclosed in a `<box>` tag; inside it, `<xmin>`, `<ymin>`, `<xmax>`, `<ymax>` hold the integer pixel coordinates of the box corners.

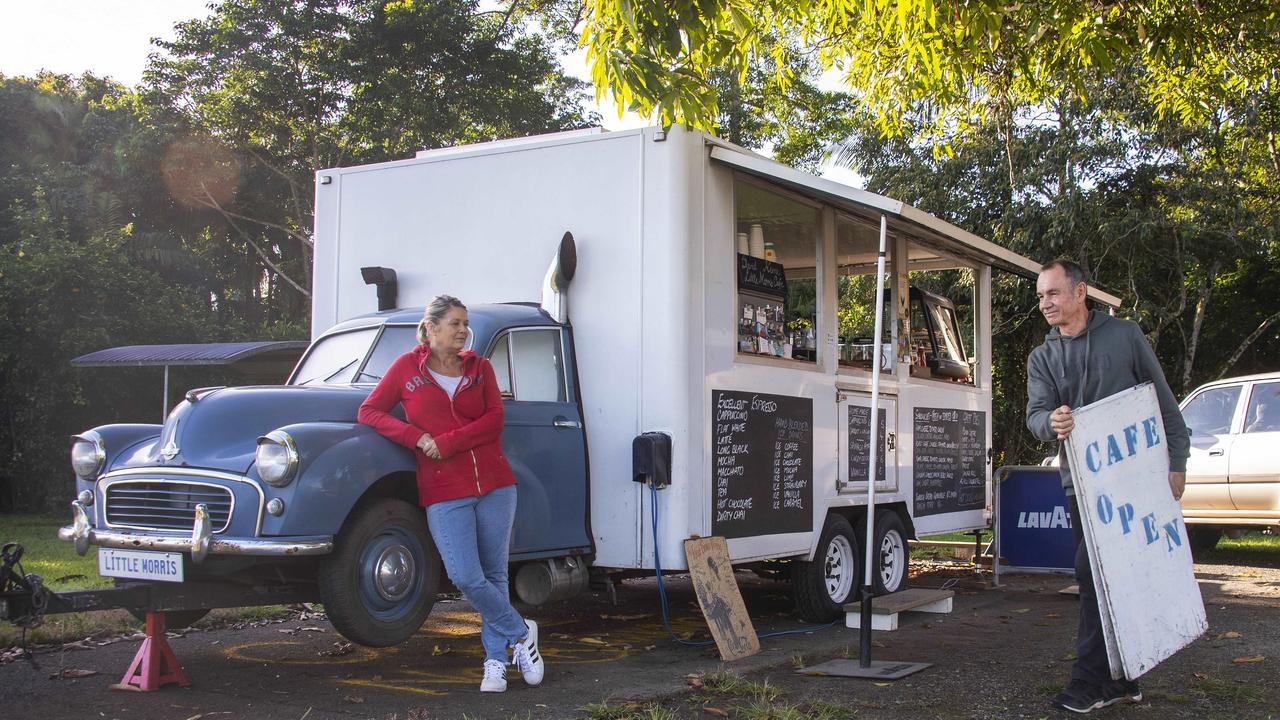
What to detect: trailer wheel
<box><xmin>127</xmin><ymin>607</ymin><xmax>210</xmax><ymax>629</ymax></box>
<box><xmin>792</xmin><ymin>514</ymin><xmax>860</xmax><ymax>622</ymax></box>
<box><xmin>871</xmin><ymin>512</ymin><xmax>908</xmax><ymax>595</ymax></box>
<box><xmin>318</xmin><ymin>498</ymin><xmax>440</xmax><ymax>647</ymax></box>
<box><xmin>1188</xmin><ymin>527</ymin><xmax>1222</xmax><ymax>554</ymax></box>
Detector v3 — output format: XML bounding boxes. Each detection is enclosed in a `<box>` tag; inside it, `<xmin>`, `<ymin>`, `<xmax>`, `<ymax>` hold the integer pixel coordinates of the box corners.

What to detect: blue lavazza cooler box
<box><xmin>997</xmin><ymin>466</ymin><xmax>1076</xmax><ymax>571</ymax></box>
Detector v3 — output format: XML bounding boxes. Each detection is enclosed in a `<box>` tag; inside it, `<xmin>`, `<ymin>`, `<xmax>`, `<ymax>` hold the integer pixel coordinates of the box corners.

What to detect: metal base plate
<box><xmin>796</xmin><ymin>659</ymin><xmax>932</xmax><ymax>680</ymax></box>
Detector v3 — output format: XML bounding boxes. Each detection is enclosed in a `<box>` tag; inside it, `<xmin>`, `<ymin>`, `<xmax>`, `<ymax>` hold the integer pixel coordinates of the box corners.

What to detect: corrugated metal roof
<box><xmin>71</xmin><ymin>341</ymin><xmax>309</xmax><ymax>367</ymax></box>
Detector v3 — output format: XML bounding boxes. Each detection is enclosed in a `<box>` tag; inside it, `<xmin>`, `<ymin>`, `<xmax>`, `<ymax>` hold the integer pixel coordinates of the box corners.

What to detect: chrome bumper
<box><xmin>60</xmin><ymin>500</ymin><xmax>332</xmax><ymax>560</ymax></box>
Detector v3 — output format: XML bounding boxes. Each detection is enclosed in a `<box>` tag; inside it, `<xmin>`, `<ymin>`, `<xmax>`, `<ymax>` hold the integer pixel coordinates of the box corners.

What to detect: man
<box><xmin>1026</xmin><ymin>259</ymin><xmax>1190</xmax><ymax>714</ymax></box>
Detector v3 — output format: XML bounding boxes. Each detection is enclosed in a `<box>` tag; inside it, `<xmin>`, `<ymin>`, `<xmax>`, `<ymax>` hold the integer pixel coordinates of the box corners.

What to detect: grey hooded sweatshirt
<box><xmin>1026</xmin><ymin>310</ymin><xmax>1189</xmax><ymax>493</ymax></box>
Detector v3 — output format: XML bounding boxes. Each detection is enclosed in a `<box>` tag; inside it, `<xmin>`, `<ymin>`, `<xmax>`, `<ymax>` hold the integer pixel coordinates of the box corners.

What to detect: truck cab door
<box><xmin>1228</xmin><ymin>380</ymin><xmax>1280</xmax><ymax>513</ymax></box>
<box><xmin>1180</xmin><ymin>382</ymin><xmax>1241</xmax><ymax>511</ymax></box>
<box><xmin>488</xmin><ymin>328</ymin><xmax>592</xmax><ymax>557</ymax></box>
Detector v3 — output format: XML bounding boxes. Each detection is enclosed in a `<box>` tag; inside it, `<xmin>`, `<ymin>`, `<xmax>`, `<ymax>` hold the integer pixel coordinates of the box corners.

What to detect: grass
<box><xmin>0</xmin><ymin>513</ymin><xmax>293</xmax><ymax>647</ymax></box>
<box><xmin>0</xmin><ymin>514</ymin><xmax>108</xmax><ymax>590</ymax></box>
<box><xmin>1189</xmin><ymin>677</ymin><xmax>1265</xmax><ymax>705</ymax></box>
<box><xmin>579</xmin><ymin>701</ymin><xmax>681</xmax><ymax>720</ymax></box>
<box><xmin>1217</xmin><ymin>530</ymin><xmax>1280</xmax><ymax>552</ymax></box>
<box><xmin>679</xmin><ymin>670</ymin><xmax>865</xmax><ymax>720</ymax></box>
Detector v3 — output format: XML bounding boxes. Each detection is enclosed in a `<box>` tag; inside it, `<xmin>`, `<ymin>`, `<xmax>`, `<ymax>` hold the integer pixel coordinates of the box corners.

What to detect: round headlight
<box><xmin>256</xmin><ymin>431</ymin><xmax>299</xmax><ymax>487</ymax></box>
<box><xmin>71</xmin><ymin>433</ymin><xmax>105</xmax><ymax>480</ymax></box>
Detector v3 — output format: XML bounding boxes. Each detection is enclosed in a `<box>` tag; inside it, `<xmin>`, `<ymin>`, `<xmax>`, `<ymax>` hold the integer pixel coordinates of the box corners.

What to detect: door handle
<box><xmin>1208</xmin><ymin>449</ymin><xmax>1225</xmax><ymax>456</ymax></box>
<box><xmin>553</xmin><ymin>417</ymin><xmax>582</xmax><ymax>429</ymax></box>
<box><xmin>886</xmin><ymin>432</ymin><xmax>896</xmax><ymax>451</ymax></box>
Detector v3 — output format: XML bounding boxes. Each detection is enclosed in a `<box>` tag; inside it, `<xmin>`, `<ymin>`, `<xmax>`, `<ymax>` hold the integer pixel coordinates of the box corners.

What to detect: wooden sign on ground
<box><xmin>1065</xmin><ymin>383</ymin><xmax>1207</xmax><ymax>679</ymax></box>
<box><xmin>683</xmin><ymin>537</ymin><xmax>760</xmax><ymax>661</ymax></box>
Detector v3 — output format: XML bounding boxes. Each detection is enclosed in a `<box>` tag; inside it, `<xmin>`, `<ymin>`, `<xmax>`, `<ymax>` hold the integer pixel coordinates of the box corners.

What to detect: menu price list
<box><xmin>912</xmin><ymin>407</ymin><xmax>987</xmax><ymax>517</ymax></box>
<box><xmin>847</xmin><ymin>404</ymin><xmax>888</xmax><ymax>485</ymax></box>
<box><xmin>712</xmin><ymin>390</ymin><xmax>813</xmax><ymax>539</ymax></box>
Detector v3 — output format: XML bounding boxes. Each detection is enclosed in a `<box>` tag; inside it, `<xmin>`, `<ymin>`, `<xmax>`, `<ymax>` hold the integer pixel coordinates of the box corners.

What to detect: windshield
<box><xmin>291</xmin><ymin>324</ymin><xmax>472</xmax><ymax>386</ymax></box>
<box><xmin>293</xmin><ymin>328</ymin><xmax>379</xmax><ymax>385</ymax></box>
<box><xmin>927</xmin><ymin>301</ymin><xmax>967</xmax><ymax>363</ymax></box>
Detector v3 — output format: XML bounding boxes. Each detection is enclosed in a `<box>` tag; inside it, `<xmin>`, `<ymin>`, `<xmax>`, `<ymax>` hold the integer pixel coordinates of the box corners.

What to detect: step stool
<box><xmin>843</xmin><ymin>588</ymin><xmax>954</xmax><ymax>631</ymax></box>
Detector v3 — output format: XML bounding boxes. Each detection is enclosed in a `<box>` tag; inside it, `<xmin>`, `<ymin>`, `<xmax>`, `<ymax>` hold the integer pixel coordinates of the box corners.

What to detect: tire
<box><xmin>1188</xmin><ymin>526</ymin><xmax>1222</xmax><ymax>554</ymax></box>
<box><xmin>870</xmin><ymin>511</ymin><xmax>909</xmax><ymax>596</ymax></box>
<box><xmin>792</xmin><ymin>514</ymin><xmax>860</xmax><ymax>622</ymax></box>
<box><xmin>318</xmin><ymin>497</ymin><xmax>441</xmax><ymax>647</ymax></box>
<box><xmin>127</xmin><ymin>607</ymin><xmax>210</xmax><ymax>629</ymax></box>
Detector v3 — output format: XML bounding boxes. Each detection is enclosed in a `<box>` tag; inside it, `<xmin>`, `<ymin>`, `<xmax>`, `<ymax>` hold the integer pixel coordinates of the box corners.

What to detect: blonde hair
<box><xmin>417</xmin><ymin>295</ymin><xmax>467</xmax><ymax>344</ymax></box>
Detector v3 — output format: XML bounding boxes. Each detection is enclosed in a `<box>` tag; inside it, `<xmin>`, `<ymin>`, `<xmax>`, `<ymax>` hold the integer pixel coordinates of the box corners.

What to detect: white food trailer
<box><xmin>312</xmin><ymin>125</ymin><xmax>1120</xmax><ymax>619</ymax></box>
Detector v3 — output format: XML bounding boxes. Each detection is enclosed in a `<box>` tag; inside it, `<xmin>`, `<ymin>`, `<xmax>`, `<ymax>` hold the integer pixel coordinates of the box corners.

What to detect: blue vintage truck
<box><xmin>60</xmin><ymin>300</ymin><xmax>591</xmax><ymax>646</ymax></box>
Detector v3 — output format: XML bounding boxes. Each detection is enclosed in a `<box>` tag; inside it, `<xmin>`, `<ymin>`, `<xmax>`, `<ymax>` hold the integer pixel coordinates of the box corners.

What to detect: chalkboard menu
<box><xmin>847</xmin><ymin>404</ymin><xmax>887</xmax><ymax>485</ymax></box>
<box><xmin>712</xmin><ymin>390</ymin><xmax>813</xmax><ymax>539</ymax></box>
<box><xmin>737</xmin><ymin>254</ymin><xmax>787</xmax><ymax>297</ymax></box>
<box><xmin>912</xmin><ymin>407</ymin><xmax>987</xmax><ymax>517</ymax></box>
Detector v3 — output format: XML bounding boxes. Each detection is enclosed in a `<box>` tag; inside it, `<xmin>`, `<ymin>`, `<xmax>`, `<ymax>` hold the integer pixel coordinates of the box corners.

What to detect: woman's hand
<box><xmin>416</xmin><ymin>433</ymin><xmax>441</xmax><ymax>460</ymax></box>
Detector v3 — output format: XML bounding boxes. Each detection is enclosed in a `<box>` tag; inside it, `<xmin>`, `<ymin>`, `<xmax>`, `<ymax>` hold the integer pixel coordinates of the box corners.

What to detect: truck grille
<box><xmin>104</xmin><ymin>481</ymin><xmax>233</xmax><ymax>532</ymax></box>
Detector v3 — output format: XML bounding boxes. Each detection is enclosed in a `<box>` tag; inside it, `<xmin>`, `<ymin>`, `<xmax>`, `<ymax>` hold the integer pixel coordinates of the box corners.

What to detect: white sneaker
<box><xmin>480</xmin><ymin>658</ymin><xmax>507</xmax><ymax>692</ymax></box>
<box><xmin>511</xmin><ymin>619</ymin><xmax>544</xmax><ymax>686</ymax></box>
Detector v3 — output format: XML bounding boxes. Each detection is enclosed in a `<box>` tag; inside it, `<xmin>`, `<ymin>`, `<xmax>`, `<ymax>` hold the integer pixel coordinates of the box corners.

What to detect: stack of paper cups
<box><xmin>749</xmin><ymin>223</ymin><xmax>765</xmax><ymax>258</ymax></box>
<box><xmin>736</xmin><ymin>232</ymin><xmax>749</xmax><ymax>254</ymax></box>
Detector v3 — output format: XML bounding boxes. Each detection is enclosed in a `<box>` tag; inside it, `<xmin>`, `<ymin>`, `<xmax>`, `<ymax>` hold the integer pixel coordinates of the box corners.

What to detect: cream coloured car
<box><xmin>1179</xmin><ymin>372</ymin><xmax>1280</xmax><ymax>551</ymax></box>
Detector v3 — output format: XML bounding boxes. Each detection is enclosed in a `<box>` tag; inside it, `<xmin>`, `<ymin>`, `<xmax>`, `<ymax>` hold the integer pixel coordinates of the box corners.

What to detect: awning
<box><xmin>72</xmin><ymin>341</ymin><xmax>309</xmax><ymax>387</ymax></box>
<box><xmin>707</xmin><ymin>143</ymin><xmax>1123</xmax><ymax>309</ymax></box>
<box><xmin>71</xmin><ymin>341</ymin><xmax>308</xmax><ymax>367</ymax></box>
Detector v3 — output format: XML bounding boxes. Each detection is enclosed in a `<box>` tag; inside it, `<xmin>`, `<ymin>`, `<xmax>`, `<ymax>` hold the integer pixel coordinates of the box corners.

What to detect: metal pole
<box><xmin>162</xmin><ymin>365</ymin><xmax>170</xmax><ymax>420</ymax></box>
<box><xmin>860</xmin><ymin>214</ymin><xmax>888</xmax><ymax>668</ymax></box>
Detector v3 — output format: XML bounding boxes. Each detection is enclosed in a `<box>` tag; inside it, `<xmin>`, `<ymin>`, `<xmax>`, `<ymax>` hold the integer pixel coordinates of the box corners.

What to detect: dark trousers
<box><xmin>1068</xmin><ymin>496</ymin><xmax>1114</xmax><ymax>686</ymax></box>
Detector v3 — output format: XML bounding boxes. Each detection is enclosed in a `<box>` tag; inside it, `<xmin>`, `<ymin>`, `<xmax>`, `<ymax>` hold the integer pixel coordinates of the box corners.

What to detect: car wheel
<box><xmin>1188</xmin><ymin>526</ymin><xmax>1222</xmax><ymax>554</ymax></box>
<box><xmin>127</xmin><ymin>607</ymin><xmax>210</xmax><ymax>629</ymax></box>
<box><xmin>318</xmin><ymin>497</ymin><xmax>440</xmax><ymax>647</ymax></box>
<box><xmin>792</xmin><ymin>514</ymin><xmax>860</xmax><ymax>622</ymax></box>
<box><xmin>870</xmin><ymin>511</ymin><xmax>908</xmax><ymax>596</ymax></box>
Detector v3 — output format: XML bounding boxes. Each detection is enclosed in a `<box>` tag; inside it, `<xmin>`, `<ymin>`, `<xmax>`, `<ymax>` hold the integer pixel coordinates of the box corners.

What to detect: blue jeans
<box><xmin>426</xmin><ymin>484</ymin><xmax>526</xmax><ymax>662</ymax></box>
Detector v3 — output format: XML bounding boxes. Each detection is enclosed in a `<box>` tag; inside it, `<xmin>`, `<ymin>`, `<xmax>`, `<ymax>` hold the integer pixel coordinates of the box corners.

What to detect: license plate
<box><xmin>98</xmin><ymin>549</ymin><xmax>185</xmax><ymax>583</ymax></box>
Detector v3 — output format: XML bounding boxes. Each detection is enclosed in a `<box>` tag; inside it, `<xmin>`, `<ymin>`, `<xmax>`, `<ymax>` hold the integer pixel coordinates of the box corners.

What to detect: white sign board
<box><xmin>1065</xmin><ymin>383</ymin><xmax>1206</xmax><ymax>679</ymax></box>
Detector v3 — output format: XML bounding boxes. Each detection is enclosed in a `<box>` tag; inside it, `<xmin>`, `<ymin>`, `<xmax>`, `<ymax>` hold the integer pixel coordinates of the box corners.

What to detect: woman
<box><xmin>357</xmin><ymin>294</ymin><xmax>543</xmax><ymax>693</ymax></box>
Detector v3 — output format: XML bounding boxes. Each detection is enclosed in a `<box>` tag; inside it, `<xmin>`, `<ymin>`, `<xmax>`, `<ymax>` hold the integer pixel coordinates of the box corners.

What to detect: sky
<box><xmin>0</xmin><ymin>1</ymin><xmax>859</xmax><ymax>183</ymax></box>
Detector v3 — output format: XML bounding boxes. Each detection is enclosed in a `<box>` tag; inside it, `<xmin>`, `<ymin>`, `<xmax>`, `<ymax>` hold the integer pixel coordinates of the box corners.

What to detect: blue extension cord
<box><xmin>648</xmin><ymin>481</ymin><xmax>837</xmax><ymax>647</ymax></box>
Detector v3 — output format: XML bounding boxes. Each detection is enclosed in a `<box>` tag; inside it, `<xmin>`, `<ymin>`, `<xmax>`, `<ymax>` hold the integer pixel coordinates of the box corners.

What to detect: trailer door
<box><xmin>837</xmin><ymin>392</ymin><xmax>898</xmax><ymax>494</ymax></box>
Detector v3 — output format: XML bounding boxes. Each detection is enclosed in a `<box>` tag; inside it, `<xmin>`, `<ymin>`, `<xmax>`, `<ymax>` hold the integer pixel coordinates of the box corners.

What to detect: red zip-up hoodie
<box><xmin>357</xmin><ymin>345</ymin><xmax>515</xmax><ymax>506</ymax></box>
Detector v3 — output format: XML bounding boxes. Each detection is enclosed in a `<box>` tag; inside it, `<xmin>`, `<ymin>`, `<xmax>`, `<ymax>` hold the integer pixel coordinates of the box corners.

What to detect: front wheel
<box><xmin>792</xmin><ymin>514</ymin><xmax>860</xmax><ymax>622</ymax></box>
<box><xmin>318</xmin><ymin>498</ymin><xmax>441</xmax><ymax>647</ymax></box>
<box><xmin>1188</xmin><ymin>526</ymin><xmax>1222</xmax><ymax>555</ymax></box>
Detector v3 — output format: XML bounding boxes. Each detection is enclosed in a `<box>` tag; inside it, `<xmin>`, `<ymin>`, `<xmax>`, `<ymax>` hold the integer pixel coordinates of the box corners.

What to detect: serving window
<box><xmin>733</xmin><ymin>178</ymin><xmax>819</xmax><ymax>362</ymax></box>
<box><xmin>836</xmin><ymin>215</ymin><xmax>892</xmax><ymax>374</ymax></box>
<box><xmin>905</xmin><ymin>240</ymin><xmax>976</xmax><ymax>385</ymax></box>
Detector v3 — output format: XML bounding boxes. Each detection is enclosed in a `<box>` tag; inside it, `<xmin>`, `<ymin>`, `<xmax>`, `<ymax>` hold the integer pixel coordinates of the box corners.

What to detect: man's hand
<box><xmin>416</xmin><ymin>433</ymin><xmax>441</xmax><ymax>460</ymax></box>
<box><xmin>1168</xmin><ymin>471</ymin><xmax>1186</xmax><ymax>501</ymax></box>
<box><xmin>1050</xmin><ymin>405</ymin><xmax>1074</xmax><ymax>439</ymax></box>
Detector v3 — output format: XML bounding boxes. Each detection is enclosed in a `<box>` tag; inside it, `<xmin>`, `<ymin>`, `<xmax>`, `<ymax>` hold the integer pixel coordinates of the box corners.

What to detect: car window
<box><xmin>509</xmin><ymin>330</ymin><xmax>566</xmax><ymax>402</ymax></box>
<box><xmin>488</xmin><ymin>334</ymin><xmax>514</xmax><ymax>398</ymax></box>
<box><xmin>292</xmin><ymin>328</ymin><xmax>378</xmax><ymax>385</ymax></box>
<box><xmin>1181</xmin><ymin>385</ymin><xmax>1241</xmax><ymax>437</ymax></box>
<box><xmin>1243</xmin><ymin>381</ymin><xmax>1280</xmax><ymax>433</ymax></box>
<box><xmin>360</xmin><ymin>326</ymin><xmax>421</xmax><ymax>381</ymax></box>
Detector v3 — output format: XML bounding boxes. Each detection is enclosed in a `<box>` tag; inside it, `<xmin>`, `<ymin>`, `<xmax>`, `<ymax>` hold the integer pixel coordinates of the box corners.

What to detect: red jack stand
<box><xmin>116</xmin><ymin>612</ymin><xmax>190</xmax><ymax>691</ymax></box>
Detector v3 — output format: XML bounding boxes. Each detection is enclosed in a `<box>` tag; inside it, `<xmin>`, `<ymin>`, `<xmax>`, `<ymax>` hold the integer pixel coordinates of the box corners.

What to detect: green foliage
<box><xmin>0</xmin><ymin>1</ymin><xmax>598</xmax><ymax>511</ymax></box>
<box><xmin>830</xmin><ymin>67</ymin><xmax>1280</xmax><ymax>466</ymax></box>
<box><xmin>582</xmin><ymin>0</ymin><xmax>1280</xmax><ymax>145</ymax></box>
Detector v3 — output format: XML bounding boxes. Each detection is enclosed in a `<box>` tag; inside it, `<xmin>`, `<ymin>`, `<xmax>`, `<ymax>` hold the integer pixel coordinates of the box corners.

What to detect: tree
<box><xmin>581</xmin><ymin>0</ymin><xmax>1280</xmax><ymax>142</ymax></box>
<box><xmin>832</xmin><ymin>66</ymin><xmax>1280</xmax><ymax>466</ymax></box>
<box><xmin>144</xmin><ymin>0</ymin><xmax>598</xmax><ymax>316</ymax></box>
